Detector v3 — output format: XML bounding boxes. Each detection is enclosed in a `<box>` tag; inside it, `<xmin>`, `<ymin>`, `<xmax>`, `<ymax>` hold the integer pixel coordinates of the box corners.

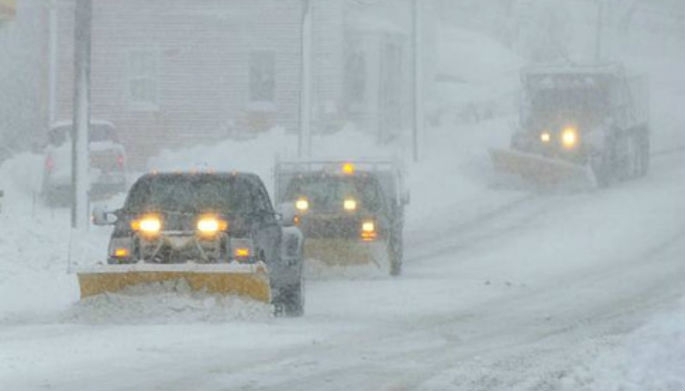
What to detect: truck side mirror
<box><xmin>277</xmin><ymin>202</ymin><xmax>298</xmax><ymax>227</ymax></box>
<box><xmin>92</xmin><ymin>206</ymin><xmax>117</xmax><ymax>226</ymax></box>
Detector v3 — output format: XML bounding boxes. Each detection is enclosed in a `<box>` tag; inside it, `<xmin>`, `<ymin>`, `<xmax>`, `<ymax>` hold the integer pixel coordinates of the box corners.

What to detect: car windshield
<box><xmin>124</xmin><ymin>175</ymin><xmax>252</xmax><ymax>214</ymax></box>
<box><xmin>284</xmin><ymin>175</ymin><xmax>383</xmax><ymax>212</ymax></box>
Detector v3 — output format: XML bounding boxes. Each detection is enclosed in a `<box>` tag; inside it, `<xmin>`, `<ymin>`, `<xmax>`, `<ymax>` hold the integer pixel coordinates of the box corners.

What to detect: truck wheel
<box><xmin>625</xmin><ymin>133</ymin><xmax>640</xmax><ymax>179</ymax></box>
<box><xmin>591</xmin><ymin>152</ymin><xmax>612</xmax><ymax>188</ymax></box>
<box><xmin>638</xmin><ymin>129</ymin><xmax>650</xmax><ymax>176</ymax></box>
<box><xmin>273</xmin><ymin>275</ymin><xmax>304</xmax><ymax>317</ymax></box>
<box><xmin>389</xmin><ymin>236</ymin><xmax>403</xmax><ymax>276</ymax></box>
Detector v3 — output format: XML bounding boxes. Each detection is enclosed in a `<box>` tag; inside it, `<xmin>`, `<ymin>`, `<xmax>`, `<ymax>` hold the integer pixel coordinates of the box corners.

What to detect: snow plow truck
<box><xmin>490</xmin><ymin>63</ymin><xmax>649</xmax><ymax>187</ymax></box>
<box><xmin>82</xmin><ymin>171</ymin><xmax>305</xmax><ymax>316</ymax></box>
<box><xmin>274</xmin><ymin>160</ymin><xmax>409</xmax><ymax>276</ymax></box>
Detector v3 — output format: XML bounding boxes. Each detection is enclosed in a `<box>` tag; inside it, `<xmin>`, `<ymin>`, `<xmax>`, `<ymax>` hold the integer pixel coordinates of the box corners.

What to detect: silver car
<box><xmin>41</xmin><ymin>120</ymin><xmax>128</xmax><ymax>206</ymax></box>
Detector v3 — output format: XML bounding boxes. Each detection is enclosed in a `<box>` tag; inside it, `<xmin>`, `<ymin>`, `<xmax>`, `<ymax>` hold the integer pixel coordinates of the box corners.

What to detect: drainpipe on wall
<box><xmin>411</xmin><ymin>0</ymin><xmax>423</xmax><ymax>163</ymax></box>
<box><xmin>71</xmin><ymin>0</ymin><xmax>91</xmax><ymax>230</ymax></box>
<box><xmin>48</xmin><ymin>0</ymin><xmax>58</xmax><ymax>125</ymax></box>
<box><xmin>299</xmin><ymin>0</ymin><xmax>312</xmax><ymax>158</ymax></box>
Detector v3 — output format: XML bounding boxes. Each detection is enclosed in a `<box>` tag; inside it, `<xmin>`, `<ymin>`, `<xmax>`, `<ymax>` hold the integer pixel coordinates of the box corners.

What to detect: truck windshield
<box><xmin>124</xmin><ymin>175</ymin><xmax>252</xmax><ymax>214</ymax></box>
<box><xmin>527</xmin><ymin>86</ymin><xmax>608</xmax><ymax>126</ymax></box>
<box><xmin>284</xmin><ymin>175</ymin><xmax>383</xmax><ymax>212</ymax></box>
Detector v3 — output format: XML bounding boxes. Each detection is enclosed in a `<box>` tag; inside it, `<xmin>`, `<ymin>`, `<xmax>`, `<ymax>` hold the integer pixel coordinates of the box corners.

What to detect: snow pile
<box><xmin>0</xmin><ymin>151</ymin><xmax>43</xmax><ymax>207</ymax></box>
<box><xmin>304</xmin><ymin>258</ymin><xmax>389</xmax><ymax>281</ymax></box>
<box><xmin>146</xmin><ymin>125</ymin><xmax>403</xmax><ymax>195</ymax></box>
<box><xmin>429</xmin><ymin>25</ymin><xmax>523</xmax><ymax>125</ymax></box>
<box><xmin>437</xmin><ymin>25</ymin><xmax>522</xmax><ymax>91</ymax></box>
<box><xmin>565</xmin><ymin>303</ymin><xmax>685</xmax><ymax>391</ymax></box>
<box><xmin>62</xmin><ymin>279</ymin><xmax>273</xmax><ymax>324</ymax></box>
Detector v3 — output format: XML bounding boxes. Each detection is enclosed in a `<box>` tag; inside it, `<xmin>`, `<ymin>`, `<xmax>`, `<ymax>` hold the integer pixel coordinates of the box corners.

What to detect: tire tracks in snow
<box><xmin>241</xmin><ymin>228</ymin><xmax>685</xmax><ymax>391</ymax></box>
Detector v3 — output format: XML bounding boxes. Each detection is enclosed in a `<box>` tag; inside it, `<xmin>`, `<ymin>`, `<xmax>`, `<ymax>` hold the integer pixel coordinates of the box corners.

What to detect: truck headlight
<box><xmin>561</xmin><ymin>127</ymin><xmax>578</xmax><ymax>149</ymax></box>
<box><xmin>196</xmin><ymin>215</ymin><xmax>228</xmax><ymax>237</ymax></box>
<box><xmin>343</xmin><ymin>198</ymin><xmax>357</xmax><ymax>211</ymax></box>
<box><xmin>131</xmin><ymin>214</ymin><xmax>162</xmax><ymax>237</ymax></box>
<box><xmin>540</xmin><ymin>131</ymin><xmax>551</xmax><ymax>143</ymax></box>
<box><xmin>360</xmin><ymin>220</ymin><xmax>377</xmax><ymax>241</ymax></box>
<box><xmin>295</xmin><ymin>198</ymin><xmax>309</xmax><ymax>211</ymax></box>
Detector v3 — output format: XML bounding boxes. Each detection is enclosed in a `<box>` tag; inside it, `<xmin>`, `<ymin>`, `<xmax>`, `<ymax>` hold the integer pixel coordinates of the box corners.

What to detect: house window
<box><xmin>344</xmin><ymin>48</ymin><xmax>366</xmax><ymax>107</ymax></box>
<box><xmin>127</xmin><ymin>50</ymin><xmax>158</xmax><ymax>109</ymax></box>
<box><xmin>249</xmin><ymin>51</ymin><xmax>275</xmax><ymax>102</ymax></box>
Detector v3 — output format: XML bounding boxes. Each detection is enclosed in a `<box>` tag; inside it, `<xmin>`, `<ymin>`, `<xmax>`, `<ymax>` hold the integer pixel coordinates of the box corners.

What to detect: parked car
<box><xmin>41</xmin><ymin>120</ymin><xmax>128</xmax><ymax>206</ymax></box>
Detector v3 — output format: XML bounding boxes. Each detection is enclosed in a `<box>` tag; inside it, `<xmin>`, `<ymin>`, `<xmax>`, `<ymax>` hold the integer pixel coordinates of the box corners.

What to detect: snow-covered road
<box><xmin>0</xmin><ymin>147</ymin><xmax>682</xmax><ymax>390</ymax></box>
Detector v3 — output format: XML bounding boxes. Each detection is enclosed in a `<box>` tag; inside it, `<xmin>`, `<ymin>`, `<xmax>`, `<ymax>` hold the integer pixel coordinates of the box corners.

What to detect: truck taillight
<box><xmin>45</xmin><ymin>156</ymin><xmax>54</xmax><ymax>172</ymax></box>
<box><xmin>116</xmin><ymin>154</ymin><xmax>124</xmax><ymax>168</ymax></box>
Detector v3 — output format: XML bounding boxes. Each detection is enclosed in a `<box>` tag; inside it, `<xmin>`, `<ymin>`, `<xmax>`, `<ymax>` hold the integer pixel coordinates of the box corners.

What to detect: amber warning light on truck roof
<box><xmin>341</xmin><ymin>162</ymin><xmax>355</xmax><ymax>175</ymax></box>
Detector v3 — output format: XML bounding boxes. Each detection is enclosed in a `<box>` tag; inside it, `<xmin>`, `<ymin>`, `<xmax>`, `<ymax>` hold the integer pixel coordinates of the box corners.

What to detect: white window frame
<box><xmin>126</xmin><ymin>49</ymin><xmax>159</xmax><ymax>111</ymax></box>
<box><xmin>249</xmin><ymin>50</ymin><xmax>276</xmax><ymax>103</ymax></box>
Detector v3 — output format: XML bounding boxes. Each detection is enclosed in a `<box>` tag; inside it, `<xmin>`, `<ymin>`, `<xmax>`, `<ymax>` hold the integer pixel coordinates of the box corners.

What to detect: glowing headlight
<box><xmin>360</xmin><ymin>220</ymin><xmax>377</xmax><ymax>241</ymax></box>
<box><xmin>295</xmin><ymin>198</ymin><xmax>309</xmax><ymax>211</ymax></box>
<box><xmin>540</xmin><ymin>131</ymin><xmax>551</xmax><ymax>143</ymax></box>
<box><xmin>361</xmin><ymin>221</ymin><xmax>375</xmax><ymax>232</ymax></box>
<box><xmin>131</xmin><ymin>214</ymin><xmax>162</xmax><ymax>236</ymax></box>
<box><xmin>343</xmin><ymin>198</ymin><xmax>357</xmax><ymax>211</ymax></box>
<box><xmin>561</xmin><ymin>127</ymin><xmax>578</xmax><ymax>149</ymax></box>
<box><xmin>196</xmin><ymin>215</ymin><xmax>228</xmax><ymax>236</ymax></box>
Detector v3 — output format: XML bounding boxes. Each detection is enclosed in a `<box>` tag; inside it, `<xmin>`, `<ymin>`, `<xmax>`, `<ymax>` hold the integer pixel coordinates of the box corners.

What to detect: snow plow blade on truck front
<box><xmin>77</xmin><ymin>263</ymin><xmax>271</xmax><ymax>302</ymax></box>
<box><xmin>489</xmin><ymin>148</ymin><xmax>597</xmax><ymax>188</ymax></box>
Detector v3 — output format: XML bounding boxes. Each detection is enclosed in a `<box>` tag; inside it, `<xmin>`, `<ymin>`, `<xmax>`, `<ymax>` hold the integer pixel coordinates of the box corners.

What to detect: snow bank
<box><xmin>146</xmin><ymin>125</ymin><xmax>403</xmax><ymax>195</ymax></box>
<box><xmin>62</xmin><ymin>279</ymin><xmax>273</xmax><ymax>324</ymax></box>
<box><xmin>567</xmin><ymin>302</ymin><xmax>685</xmax><ymax>391</ymax></box>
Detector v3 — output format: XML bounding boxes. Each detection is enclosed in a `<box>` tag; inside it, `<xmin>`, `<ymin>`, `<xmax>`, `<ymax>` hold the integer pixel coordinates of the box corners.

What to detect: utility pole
<box><xmin>594</xmin><ymin>0</ymin><xmax>604</xmax><ymax>62</ymax></box>
<box><xmin>71</xmin><ymin>0</ymin><xmax>91</xmax><ymax>229</ymax></box>
<box><xmin>411</xmin><ymin>0</ymin><xmax>423</xmax><ymax>163</ymax></box>
<box><xmin>48</xmin><ymin>0</ymin><xmax>59</xmax><ymax>124</ymax></box>
<box><xmin>298</xmin><ymin>0</ymin><xmax>312</xmax><ymax>158</ymax></box>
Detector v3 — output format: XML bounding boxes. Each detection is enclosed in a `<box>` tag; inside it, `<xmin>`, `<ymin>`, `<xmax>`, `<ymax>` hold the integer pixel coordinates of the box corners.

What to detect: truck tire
<box><xmin>591</xmin><ymin>149</ymin><xmax>613</xmax><ymax>188</ymax></box>
<box><xmin>273</xmin><ymin>275</ymin><xmax>304</xmax><ymax>317</ymax></box>
<box><xmin>625</xmin><ymin>132</ymin><xmax>641</xmax><ymax>179</ymax></box>
<box><xmin>389</xmin><ymin>235</ymin><xmax>403</xmax><ymax>276</ymax></box>
<box><xmin>638</xmin><ymin>129</ymin><xmax>650</xmax><ymax>176</ymax></box>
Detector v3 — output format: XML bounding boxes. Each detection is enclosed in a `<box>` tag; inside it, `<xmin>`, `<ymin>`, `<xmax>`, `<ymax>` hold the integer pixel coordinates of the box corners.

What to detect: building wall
<box><xmin>342</xmin><ymin>0</ymin><xmax>414</xmax><ymax>142</ymax></box>
<box><xmin>51</xmin><ymin>0</ymin><xmax>434</xmax><ymax>168</ymax></box>
<box><xmin>56</xmin><ymin>0</ymin><xmax>303</xmax><ymax>169</ymax></box>
<box><xmin>0</xmin><ymin>0</ymin><xmax>48</xmax><ymax>162</ymax></box>
<box><xmin>310</xmin><ymin>0</ymin><xmax>344</xmax><ymax>132</ymax></box>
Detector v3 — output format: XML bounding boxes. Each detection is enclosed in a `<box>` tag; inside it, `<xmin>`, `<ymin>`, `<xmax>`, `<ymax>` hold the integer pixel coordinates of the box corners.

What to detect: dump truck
<box><xmin>83</xmin><ymin>171</ymin><xmax>305</xmax><ymax>316</ymax></box>
<box><xmin>274</xmin><ymin>160</ymin><xmax>409</xmax><ymax>276</ymax></box>
<box><xmin>490</xmin><ymin>63</ymin><xmax>649</xmax><ymax>187</ymax></box>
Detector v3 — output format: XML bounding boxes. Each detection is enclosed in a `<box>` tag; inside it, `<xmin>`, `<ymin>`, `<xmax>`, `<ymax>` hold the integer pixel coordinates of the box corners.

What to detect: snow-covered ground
<box><xmin>1</xmin><ymin>22</ymin><xmax>684</xmax><ymax>391</ymax></box>
<box><xmin>1</xmin><ymin>111</ymin><xmax>683</xmax><ymax>389</ymax></box>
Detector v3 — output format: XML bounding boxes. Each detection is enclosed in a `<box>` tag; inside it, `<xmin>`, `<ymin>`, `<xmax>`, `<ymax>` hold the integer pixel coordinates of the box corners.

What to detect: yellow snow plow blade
<box><xmin>77</xmin><ymin>263</ymin><xmax>271</xmax><ymax>302</ymax></box>
<box><xmin>489</xmin><ymin>148</ymin><xmax>596</xmax><ymax>187</ymax></box>
<box><xmin>304</xmin><ymin>238</ymin><xmax>386</xmax><ymax>266</ymax></box>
